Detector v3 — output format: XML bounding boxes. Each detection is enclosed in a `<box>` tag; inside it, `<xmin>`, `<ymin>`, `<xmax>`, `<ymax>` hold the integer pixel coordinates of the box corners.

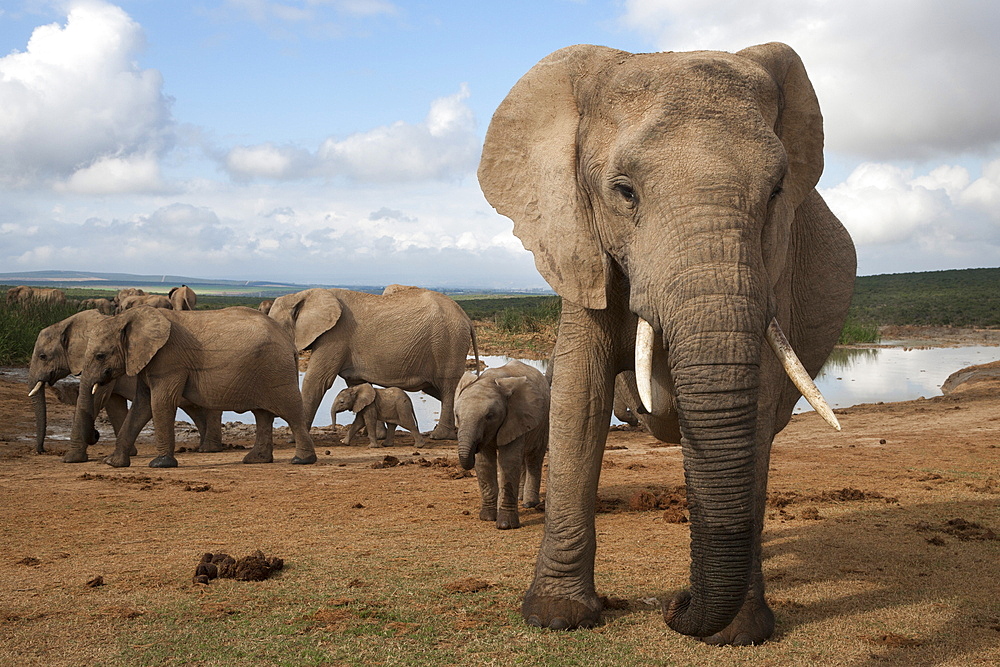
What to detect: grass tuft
<box><xmin>0</xmin><ymin>299</ymin><xmax>80</xmax><ymax>365</ymax></box>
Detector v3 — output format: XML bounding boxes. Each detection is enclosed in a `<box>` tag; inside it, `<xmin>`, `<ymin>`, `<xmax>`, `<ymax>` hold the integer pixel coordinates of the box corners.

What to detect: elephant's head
<box><xmin>479</xmin><ymin>43</ymin><xmax>833</xmax><ymax>637</ymax></box>
<box><xmin>267</xmin><ymin>289</ymin><xmax>343</xmax><ymax>351</ymax></box>
<box><xmin>81</xmin><ymin>306</ymin><xmax>171</xmax><ymax>389</ymax></box>
<box><xmin>454</xmin><ymin>367</ymin><xmax>547</xmax><ymax>470</ymax></box>
<box><xmin>27</xmin><ymin>310</ymin><xmax>106</xmax><ymax>453</ymax></box>
<box><xmin>332</xmin><ymin>384</ymin><xmax>376</xmax><ymax>414</ymax></box>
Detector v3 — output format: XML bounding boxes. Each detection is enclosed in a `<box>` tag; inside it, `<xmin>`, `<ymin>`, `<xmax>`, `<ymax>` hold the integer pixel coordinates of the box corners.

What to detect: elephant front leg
<box><xmin>344</xmin><ymin>415</ymin><xmax>363</xmax><ymax>445</ymax></box>
<box><xmin>522</xmin><ymin>304</ymin><xmax>615</xmax><ymax>630</ymax></box>
<box><xmin>104</xmin><ymin>382</ymin><xmax>152</xmax><ymax>467</ymax></box>
<box><xmin>474</xmin><ymin>442</ymin><xmax>499</xmax><ymax>523</ymax></box>
<box><xmin>496</xmin><ymin>441</ymin><xmax>524</xmax><ymax>529</ymax></box>
<box><xmin>363</xmin><ymin>408</ymin><xmax>382</xmax><ymax>449</ymax></box>
<box><xmin>243</xmin><ymin>410</ymin><xmax>275</xmax><ymax>463</ymax></box>
<box><xmin>520</xmin><ymin>435</ymin><xmax>545</xmax><ymax>509</ymax></box>
<box><xmin>148</xmin><ymin>397</ymin><xmax>179</xmax><ymax>468</ymax></box>
<box><xmin>191</xmin><ymin>408</ymin><xmax>224</xmax><ymax>453</ymax></box>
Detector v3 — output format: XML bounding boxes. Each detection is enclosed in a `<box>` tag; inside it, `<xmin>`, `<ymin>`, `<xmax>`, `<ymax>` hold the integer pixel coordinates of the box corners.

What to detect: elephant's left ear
<box><xmin>122</xmin><ymin>307</ymin><xmax>171</xmax><ymax>376</ymax></box>
<box><xmin>496</xmin><ymin>375</ymin><xmax>549</xmax><ymax>447</ymax></box>
<box><xmin>351</xmin><ymin>384</ymin><xmax>377</xmax><ymax>413</ymax></box>
<box><xmin>738</xmin><ymin>42</ymin><xmax>824</xmax><ymax>205</ymax></box>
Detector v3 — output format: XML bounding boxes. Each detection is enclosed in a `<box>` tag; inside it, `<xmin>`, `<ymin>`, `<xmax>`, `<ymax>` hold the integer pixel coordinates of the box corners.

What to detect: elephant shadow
<box><xmin>602</xmin><ymin>497</ymin><xmax>999</xmax><ymax>661</ymax></box>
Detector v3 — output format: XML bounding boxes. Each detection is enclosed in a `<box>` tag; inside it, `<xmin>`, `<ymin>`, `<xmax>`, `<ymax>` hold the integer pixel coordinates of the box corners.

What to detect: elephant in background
<box><xmin>268</xmin><ymin>286</ymin><xmax>479</xmax><ymax>440</ymax></box>
<box><xmin>79</xmin><ymin>298</ymin><xmax>115</xmax><ymax>315</ymax></box>
<box><xmin>27</xmin><ymin>310</ymin><xmax>223</xmax><ymax>460</ymax></box>
<box><xmin>76</xmin><ymin>306</ymin><xmax>316</xmax><ymax>468</ymax></box>
<box><xmin>118</xmin><ymin>294</ymin><xmax>172</xmax><ymax>312</ymax></box>
<box><xmin>454</xmin><ymin>360</ymin><xmax>549</xmax><ymax>530</ymax></box>
<box><xmin>258</xmin><ymin>300</ymin><xmax>273</xmax><ymax>315</ymax></box>
<box><xmin>479</xmin><ymin>43</ymin><xmax>855</xmax><ymax>643</ymax></box>
<box><xmin>331</xmin><ymin>383</ymin><xmax>425</xmax><ymax>448</ymax></box>
<box><xmin>7</xmin><ymin>286</ymin><xmax>67</xmax><ymax>306</ymax></box>
<box><xmin>168</xmin><ymin>285</ymin><xmax>197</xmax><ymax>310</ymax></box>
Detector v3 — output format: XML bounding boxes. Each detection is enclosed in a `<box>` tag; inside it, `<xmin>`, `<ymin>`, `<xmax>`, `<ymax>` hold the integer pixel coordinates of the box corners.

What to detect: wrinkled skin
<box><xmin>268</xmin><ymin>285</ymin><xmax>479</xmax><ymax>440</ymax></box>
<box><xmin>479</xmin><ymin>43</ymin><xmax>855</xmax><ymax>643</ymax></box>
<box><xmin>76</xmin><ymin>306</ymin><xmax>316</xmax><ymax>468</ymax></box>
<box><xmin>331</xmin><ymin>383</ymin><xmax>425</xmax><ymax>448</ymax></box>
<box><xmin>454</xmin><ymin>361</ymin><xmax>549</xmax><ymax>530</ymax></box>
<box><xmin>167</xmin><ymin>285</ymin><xmax>197</xmax><ymax>310</ymax></box>
<box><xmin>28</xmin><ymin>310</ymin><xmax>221</xmax><ymax>460</ymax></box>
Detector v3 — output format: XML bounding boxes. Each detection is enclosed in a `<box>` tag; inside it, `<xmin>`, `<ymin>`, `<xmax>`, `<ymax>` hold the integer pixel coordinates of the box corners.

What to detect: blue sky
<box><xmin>2</xmin><ymin>1</ymin><xmax>999</xmax><ymax>288</ymax></box>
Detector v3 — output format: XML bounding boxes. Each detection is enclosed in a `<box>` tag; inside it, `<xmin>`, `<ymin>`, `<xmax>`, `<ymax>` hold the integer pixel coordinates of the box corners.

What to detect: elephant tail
<box><xmin>469</xmin><ymin>322</ymin><xmax>481</xmax><ymax>377</ymax></box>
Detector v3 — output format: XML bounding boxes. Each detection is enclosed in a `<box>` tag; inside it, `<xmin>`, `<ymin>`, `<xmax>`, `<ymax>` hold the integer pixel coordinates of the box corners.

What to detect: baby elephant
<box><xmin>454</xmin><ymin>360</ymin><xmax>549</xmax><ymax>530</ymax></box>
<box><xmin>331</xmin><ymin>383</ymin><xmax>425</xmax><ymax>448</ymax></box>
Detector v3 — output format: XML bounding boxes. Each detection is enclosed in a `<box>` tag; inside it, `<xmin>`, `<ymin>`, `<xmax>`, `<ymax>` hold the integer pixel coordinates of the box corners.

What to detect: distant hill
<box><xmin>851</xmin><ymin>267</ymin><xmax>1000</xmax><ymax>327</ymax></box>
<box><xmin>0</xmin><ymin>270</ymin><xmax>553</xmax><ymax>299</ymax></box>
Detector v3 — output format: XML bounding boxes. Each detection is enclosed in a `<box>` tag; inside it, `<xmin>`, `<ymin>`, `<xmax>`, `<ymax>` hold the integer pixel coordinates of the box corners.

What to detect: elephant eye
<box><xmin>39</xmin><ymin>353</ymin><xmax>47</xmax><ymax>360</ymax></box>
<box><xmin>613</xmin><ymin>182</ymin><xmax>638</xmax><ymax>207</ymax></box>
<box><xmin>769</xmin><ymin>183</ymin><xmax>783</xmax><ymax>202</ymax></box>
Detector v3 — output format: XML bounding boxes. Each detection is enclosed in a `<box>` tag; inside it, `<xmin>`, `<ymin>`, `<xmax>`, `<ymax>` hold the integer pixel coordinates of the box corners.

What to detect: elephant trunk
<box><xmin>457</xmin><ymin>421</ymin><xmax>483</xmax><ymax>470</ymax></box>
<box><xmin>31</xmin><ymin>385</ymin><xmax>47</xmax><ymax>454</ymax></box>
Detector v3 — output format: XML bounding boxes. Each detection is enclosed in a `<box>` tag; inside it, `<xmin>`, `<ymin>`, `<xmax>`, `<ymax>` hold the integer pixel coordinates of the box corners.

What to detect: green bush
<box><xmin>492</xmin><ymin>298</ymin><xmax>561</xmax><ymax>334</ymax></box>
<box><xmin>838</xmin><ymin>318</ymin><xmax>881</xmax><ymax>345</ymax></box>
<box><xmin>0</xmin><ymin>300</ymin><xmax>80</xmax><ymax>365</ymax></box>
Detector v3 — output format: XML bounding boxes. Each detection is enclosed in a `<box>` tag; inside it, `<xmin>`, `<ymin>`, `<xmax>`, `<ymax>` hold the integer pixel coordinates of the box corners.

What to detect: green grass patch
<box><xmin>0</xmin><ymin>299</ymin><xmax>80</xmax><ymax>365</ymax></box>
<box><xmin>838</xmin><ymin>317</ymin><xmax>881</xmax><ymax>345</ymax></box>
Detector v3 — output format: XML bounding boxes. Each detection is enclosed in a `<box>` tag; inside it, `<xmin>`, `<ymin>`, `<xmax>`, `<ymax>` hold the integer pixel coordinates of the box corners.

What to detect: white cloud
<box><xmin>0</xmin><ymin>1</ymin><xmax>173</xmax><ymax>190</ymax></box>
<box><xmin>224</xmin><ymin>84</ymin><xmax>479</xmax><ymax>182</ymax></box>
<box><xmin>620</xmin><ymin>0</ymin><xmax>1000</xmax><ymax>161</ymax></box>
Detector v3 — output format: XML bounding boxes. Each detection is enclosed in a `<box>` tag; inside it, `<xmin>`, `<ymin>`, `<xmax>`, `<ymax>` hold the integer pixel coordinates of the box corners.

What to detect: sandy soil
<box><xmin>1</xmin><ymin>335</ymin><xmax>999</xmax><ymax>664</ymax></box>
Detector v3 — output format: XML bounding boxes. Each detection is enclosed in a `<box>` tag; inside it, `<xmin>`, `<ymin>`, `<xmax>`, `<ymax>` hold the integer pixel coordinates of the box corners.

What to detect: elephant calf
<box><xmin>454</xmin><ymin>360</ymin><xmax>549</xmax><ymax>530</ymax></box>
<box><xmin>330</xmin><ymin>383</ymin><xmax>425</xmax><ymax>448</ymax></box>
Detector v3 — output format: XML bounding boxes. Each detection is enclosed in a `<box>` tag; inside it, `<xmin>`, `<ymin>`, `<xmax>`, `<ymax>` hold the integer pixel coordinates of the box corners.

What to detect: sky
<box><xmin>1</xmin><ymin>0</ymin><xmax>999</xmax><ymax>289</ymax></box>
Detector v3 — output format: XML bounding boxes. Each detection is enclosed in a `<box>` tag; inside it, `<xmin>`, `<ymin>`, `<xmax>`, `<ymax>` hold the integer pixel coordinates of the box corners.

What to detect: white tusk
<box><xmin>28</xmin><ymin>381</ymin><xmax>43</xmax><ymax>397</ymax></box>
<box><xmin>92</xmin><ymin>383</ymin><xmax>98</xmax><ymax>395</ymax></box>
<box><xmin>635</xmin><ymin>318</ymin><xmax>655</xmax><ymax>413</ymax></box>
<box><xmin>766</xmin><ymin>318</ymin><xmax>841</xmax><ymax>431</ymax></box>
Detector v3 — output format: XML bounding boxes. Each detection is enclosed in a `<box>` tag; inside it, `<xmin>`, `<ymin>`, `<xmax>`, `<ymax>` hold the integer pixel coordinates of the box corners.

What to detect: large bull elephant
<box><xmin>267</xmin><ymin>286</ymin><xmax>479</xmax><ymax>440</ymax></box>
<box><xmin>27</xmin><ymin>310</ymin><xmax>222</xmax><ymax>460</ymax></box>
<box><xmin>478</xmin><ymin>43</ymin><xmax>856</xmax><ymax>645</ymax></box>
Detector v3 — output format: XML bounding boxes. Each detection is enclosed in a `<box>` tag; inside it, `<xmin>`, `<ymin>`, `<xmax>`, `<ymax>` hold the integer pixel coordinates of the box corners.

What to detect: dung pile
<box><xmin>193</xmin><ymin>550</ymin><xmax>284</xmax><ymax>584</ymax></box>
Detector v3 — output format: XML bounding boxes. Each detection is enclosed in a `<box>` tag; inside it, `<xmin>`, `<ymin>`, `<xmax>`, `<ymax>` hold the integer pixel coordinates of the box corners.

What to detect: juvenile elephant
<box><xmin>330</xmin><ymin>383</ymin><xmax>425</xmax><ymax>448</ymax></box>
<box><xmin>268</xmin><ymin>286</ymin><xmax>479</xmax><ymax>440</ymax></box>
<box><xmin>168</xmin><ymin>285</ymin><xmax>197</xmax><ymax>310</ymax></box>
<box><xmin>479</xmin><ymin>43</ymin><xmax>855</xmax><ymax>642</ymax></box>
<box><xmin>454</xmin><ymin>361</ymin><xmax>549</xmax><ymax>530</ymax></box>
<box><xmin>28</xmin><ymin>311</ymin><xmax>222</xmax><ymax>459</ymax></box>
<box><xmin>76</xmin><ymin>306</ymin><xmax>316</xmax><ymax>468</ymax></box>
<box><xmin>117</xmin><ymin>293</ymin><xmax>172</xmax><ymax>312</ymax></box>
<box><xmin>79</xmin><ymin>298</ymin><xmax>115</xmax><ymax>315</ymax></box>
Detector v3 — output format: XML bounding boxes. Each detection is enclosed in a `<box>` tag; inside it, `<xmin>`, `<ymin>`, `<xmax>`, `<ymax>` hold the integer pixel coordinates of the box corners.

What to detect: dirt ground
<box><xmin>1</xmin><ymin>328</ymin><xmax>999</xmax><ymax>665</ymax></box>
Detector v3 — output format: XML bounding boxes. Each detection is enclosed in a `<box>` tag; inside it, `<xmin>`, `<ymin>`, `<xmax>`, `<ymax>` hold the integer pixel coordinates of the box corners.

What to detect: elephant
<box><xmin>27</xmin><ymin>310</ymin><xmax>223</xmax><ymax>459</ymax></box>
<box><xmin>330</xmin><ymin>383</ymin><xmax>426</xmax><ymax>448</ymax></box>
<box><xmin>7</xmin><ymin>285</ymin><xmax>67</xmax><ymax>305</ymax></box>
<box><xmin>168</xmin><ymin>285</ymin><xmax>197</xmax><ymax>310</ymax></box>
<box><xmin>478</xmin><ymin>43</ymin><xmax>856</xmax><ymax>644</ymax></box>
<box><xmin>454</xmin><ymin>360</ymin><xmax>549</xmax><ymax>530</ymax></box>
<box><xmin>112</xmin><ymin>288</ymin><xmax>145</xmax><ymax>308</ymax></box>
<box><xmin>76</xmin><ymin>306</ymin><xmax>316</xmax><ymax>468</ymax></box>
<box><xmin>79</xmin><ymin>298</ymin><xmax>115</xmax><ymax>315</ymax></box>
<box><xmin>267</xmin><ymin>286</ymin><xmax>479</xmax><ymax>441</ymax></box>
<box><xmin>258</xmin><ymin>299</ymin><xmax>273</xmax><ymax>315</ymax></box>
<box><xmin>117</xmin><ymin>294</ymin><xmax>172</xmax><ymax>312</ymax></box>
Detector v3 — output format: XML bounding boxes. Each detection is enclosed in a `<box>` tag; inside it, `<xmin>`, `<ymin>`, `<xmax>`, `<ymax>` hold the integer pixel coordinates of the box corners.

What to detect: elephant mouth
<box><xmin>633</xmin><ymin>316</ymin><xmax>841</xmax><ymax>430</ymax></box>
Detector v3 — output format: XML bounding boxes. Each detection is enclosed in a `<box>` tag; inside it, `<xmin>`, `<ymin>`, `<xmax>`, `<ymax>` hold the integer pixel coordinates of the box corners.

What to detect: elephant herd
<box><xmin>23</xmin><ymin>42</ymin><xmax>858</xmax><ymax>646</ymax></box>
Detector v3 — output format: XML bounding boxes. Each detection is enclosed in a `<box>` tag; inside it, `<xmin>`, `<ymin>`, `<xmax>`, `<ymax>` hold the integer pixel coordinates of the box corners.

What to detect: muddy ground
<box><xmin>1</xmin><ymin>328</ymin><xmax>999</xmax><ymax>665</ymax></box>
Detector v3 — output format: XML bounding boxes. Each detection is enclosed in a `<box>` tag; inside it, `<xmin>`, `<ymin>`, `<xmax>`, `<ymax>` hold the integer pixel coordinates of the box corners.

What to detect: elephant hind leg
<box><xmin>243</xmin><ymin>410</ymin><xmax>275</xmax><ymax>464</ymax></box>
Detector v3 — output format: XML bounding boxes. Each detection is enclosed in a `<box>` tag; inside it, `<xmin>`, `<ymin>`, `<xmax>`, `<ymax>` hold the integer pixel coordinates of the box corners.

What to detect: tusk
<box><xmin>28</xmin><ymin>381</ymin><xmax>44</xmax><ymax>397</ymax></box>
<box><xmin>635</xmin><ymin>318</ymin><xmax>655</xmax><ymax>412</ymax></box>
<box><xmin>766</xmin><ymin>318</ymin><xmax>841</xmax><ymax>431</ymax></box>
<box><xmin>92</xmin><ymin>383</ymin><xmax>98</xmax><ymax>395</ymax></box>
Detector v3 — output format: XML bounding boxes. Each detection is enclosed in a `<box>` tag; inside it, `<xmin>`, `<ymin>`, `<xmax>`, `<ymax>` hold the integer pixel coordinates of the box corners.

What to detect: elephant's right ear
<box><xmin>270</xmin><ymin>289</ymin><xmax>342</xmax><ymax>351</ymax></box>
<box><xmin>122</xmin><ymin>307</ymin><xmax>171</xmax><ymax>376</ymax></box>
<box><xmin>351</xmin><ymin>384</ymin><xmax>376</xmax><ymax>413</ymax></box>
<box><xmin>479</xmin><ymin>45</ymin><xmax>625</xmax><ymax>310</ymax></box>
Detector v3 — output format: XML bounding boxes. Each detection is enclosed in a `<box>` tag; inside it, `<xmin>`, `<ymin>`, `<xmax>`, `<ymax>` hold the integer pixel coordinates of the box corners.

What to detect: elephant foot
<box><xmin>149</xmin><ymin>455</ymin><xmax>178</xmax><ymax>468</ymax></box>
<box><xmin>522</xmin><ymin>592</ymin><xmax>602</xmax><ymax>630</ymax></box>
<box><xmin>63</xmin><ymin>450</ymin><xmax>89</xmax><ymax>463</ymax></box>
<box><xmin>695</xmin><ymin>592</ymin><xmax>775</xmax><ymax>646</ymax></box>
<box><xmin>497</xmin><ymin>509</ymin><xmax>521</xmax><ymax>530</ymax></box>
<box><xmin>290</xmin><ymin>454</ymin><xmax>317</xmax><ymax>465</ymax></box>
<box><xmin>367</xmin><ymin>442</ymin><xmax>387</xmax><ymax>449</ymax></box>
<box><xmin>242</xmin><ymin>448</ymin><xmax>274</xmax><ymax>464</ymax></box>
<box><xmin>197</xmin><ymin>443</ymin><xmax>224</xmax><ymax>453</ymax></box>
<box><xmin>479</xmin><ymin>507</ymin><xmax>498</xmax><ymax>522</ymax></box>
<box><xmin>129</xmin><ymin>445</ymin><xmax>138</xmax><ymax>456</ymax></box>
<box><xmin>103</xmin><ymin>453</ymin><xmax>131</xmax><ymax>468</ymax></box>
<box><xmin>427</xmin><ymin>425</ymin><xmax>457</xmax><ymax>440</ymax></box>
<box><xmin>522</xmin><ymin>498</ymin><xmax>541</xmax><ymax>509</ymax></box>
